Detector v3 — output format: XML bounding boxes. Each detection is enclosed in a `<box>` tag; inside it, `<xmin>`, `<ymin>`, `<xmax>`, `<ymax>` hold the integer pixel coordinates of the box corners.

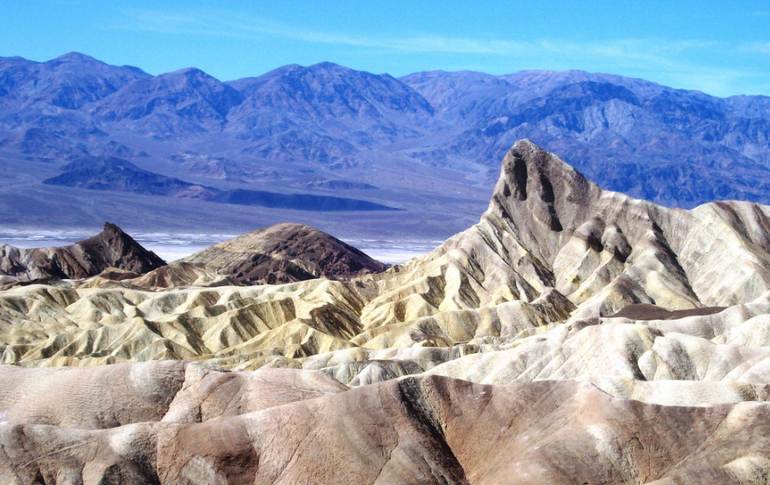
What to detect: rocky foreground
<box><xmin>1</xmin><ymin>140</ymin><xmax>770</xmax><ymax>483</ymax></box>
<box><xmin>4</xmin><ymin>362</ymin><xmax>770</xmax><ymax>484</ymax></box>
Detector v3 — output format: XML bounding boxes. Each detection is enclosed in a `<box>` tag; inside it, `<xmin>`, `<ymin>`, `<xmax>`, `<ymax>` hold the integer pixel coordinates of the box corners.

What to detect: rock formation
<box><xmin>179</xmin><ymin>222</ymin><xmax>387</xmax><ymax>285</ymax></box>
<box><xmin>2</xmin><ymin>364</ymin><xmax>770</xmax><ymax>483</ymax></box>
<box><xmin>2</xmin><ymin>140</ymin><xmax>770</xmax><ymax>483</ymax></box>
<box><xmin>0</xmin><ymin>222</ymin><xmax>165</xmax><ymax>282</ymax></box>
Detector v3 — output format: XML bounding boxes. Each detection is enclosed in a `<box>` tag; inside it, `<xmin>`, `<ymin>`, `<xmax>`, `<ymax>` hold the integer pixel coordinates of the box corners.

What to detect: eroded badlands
<box><xmin>2</xmin><ymin>140</ymin><xmax>770</xmax><ymax>483</ymax></box>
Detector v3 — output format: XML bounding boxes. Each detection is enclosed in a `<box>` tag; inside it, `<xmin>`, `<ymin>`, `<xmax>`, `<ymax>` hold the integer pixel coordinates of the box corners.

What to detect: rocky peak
<box><xmin>0</xmin><ymin>223</ymin><xmax>165</xmax><ymax>281</ymax></box>
<box><xmin>484</xmin><ymin>140</ymin><xmax>602</xmax><ymax>262</ymax></box>
<box><xmin>491</xmin><ymin>140</ymin><xmax>599</xmax><ymax>212</ymax></box>
<box><xmin>101</xmin><ymin>221</ymin><xmax>125</xmax><ymax>234</ymax></box>
<box><xmin>76</xmin><ymin>222</ymin><xmax>166</xmax><ymax>274</ymax></box>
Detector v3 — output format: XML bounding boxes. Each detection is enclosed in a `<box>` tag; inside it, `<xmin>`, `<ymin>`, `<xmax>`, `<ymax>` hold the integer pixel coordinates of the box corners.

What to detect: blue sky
<box><xmin>3</xmin><ymin>0</ymin><xmax>770</xmax><ymax>96</ymax></box>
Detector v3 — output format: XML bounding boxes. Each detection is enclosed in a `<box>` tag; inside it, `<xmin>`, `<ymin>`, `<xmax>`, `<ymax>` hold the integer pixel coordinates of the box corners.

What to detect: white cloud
<box><xmin>119</xmin><ymin>9</ymin><xmax>723</xmax><ymax>68</ymax></box>
<box><xmin>115</xmin><ymin>8</ymin><xmax>768</xmax><ymax>96</ymax></box>
<box><xmin>120</xmin><ymin>8</ymin><xmax>533</xmax><ymax>55</ymax></box>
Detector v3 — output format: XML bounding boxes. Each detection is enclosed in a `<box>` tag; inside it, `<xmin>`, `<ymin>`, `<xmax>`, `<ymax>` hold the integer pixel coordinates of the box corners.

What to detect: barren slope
<box><xmin>2</xmin><ymin>140</ymin><xmax>770</xmax><ymax>483</ymax></box>
<box><xmin>2</xmin><ymin>366</ymin><xmax>770</xmax><ymax>484</ymax></box>
<box><xmin>180</xmin><ymin>222</ymin><xmax>387</xmax><ymax>285</ymax></box>
<box><xmin>0</xmin><ymin>222</ymin><xmax>165</xmax><ymax>283</ymax></box>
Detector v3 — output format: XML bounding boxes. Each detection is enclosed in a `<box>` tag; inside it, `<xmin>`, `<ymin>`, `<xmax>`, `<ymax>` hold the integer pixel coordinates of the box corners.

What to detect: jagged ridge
<box><xmin>0</xmin><ymin>222</ymin><xmax>165</xmax><ymax>282</ymax></box>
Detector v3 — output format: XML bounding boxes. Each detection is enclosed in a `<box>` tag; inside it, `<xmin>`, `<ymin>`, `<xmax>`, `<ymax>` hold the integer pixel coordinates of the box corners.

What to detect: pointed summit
<box><xmin>0</xmin><ymin>223</ymin><xmax>165</xmax><ymax>282</ymax></box>
<box><xmin>75</xmin><ymin>222</ymin><xmax>166</xmax><ymax>275</ymax></box>
<box><xmin>102</xmin><ymin>221</ymin><xmax>125</xmax><ymax>234</ymax></box>
<box><xmin>487</xmin><ymin>139</ymin><xmax>601</xmax><ymax>238</ymax></box>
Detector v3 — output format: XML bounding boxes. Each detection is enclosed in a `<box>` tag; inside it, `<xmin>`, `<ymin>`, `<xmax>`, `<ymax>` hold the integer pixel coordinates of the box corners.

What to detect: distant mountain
<box><xmin>91</xmin><ymin>68</ymin><xmax>244</xmax><ymax>135</ymax></box>
<box><xmin>213</xmin><ymin>189</ymin><xmax>396</xmax><ymax>211</ymax></box>
<box><xmin>1</xmin><ymin>52</ymin><xmax>770</xmax><ymax>233</ymax></box>
<box><xmin>305</xmin><ymin>179</ymin><xmax>377</xmax><ymax>190</ymax></box>
<box><xmin>44</xmin><ymin>156</ymin><xmax>214</xmax><ymax>197</ymax></box>
<box><xmin>0</xmin><ymin>52</ymin><xmax>147</xmax><ymax>111</ymax></box>
<box><xmin>0</xmin><ymin>53</ymin><xmax>147</xmax><ymax>162</ymax></box>
<box><xmin>229</xmin><ymin>62</ymin><xmax>433</xmax><ymax>126</ymax></box>
<box><xmin>43</xmin><ymin>155</ymin><xmax>397</xmax><ymax>211</ymax></box>
<box><xmin>401</xmin><ymin>70</ymin><xmax>770</xmax><ymax>205</ymax></box>
<box><xmin>225</xmin><ymin>62</ymin><xmax>434</xmax><ymax>167</ymax></box>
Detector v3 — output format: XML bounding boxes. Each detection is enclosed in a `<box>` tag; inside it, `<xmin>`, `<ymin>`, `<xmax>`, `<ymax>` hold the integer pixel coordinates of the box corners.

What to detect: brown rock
<box><xmin>0</xmin><ymin>222</ymin><xmax>165</xmax><ymax>281</ymax></box>
<box><xmin>181</xmin><ymin>222</ymin><xmax>386</xmax><ymax>285</ymax></box>
<box><xmin>2</xmin><ymin>367</ymin><xmax>770</xmax><ymax>484</ymax></box>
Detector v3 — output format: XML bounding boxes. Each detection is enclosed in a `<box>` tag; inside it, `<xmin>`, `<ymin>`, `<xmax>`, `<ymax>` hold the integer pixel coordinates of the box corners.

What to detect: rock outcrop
<box><xmin>360</xmin><ymin>139</ymin><xmax>770</xmax><ymax>331</ymax></box>
<box><xmin>0</xmin><ymin>222</ymin><xmax>165</xmax><ymax>282</ymax></box>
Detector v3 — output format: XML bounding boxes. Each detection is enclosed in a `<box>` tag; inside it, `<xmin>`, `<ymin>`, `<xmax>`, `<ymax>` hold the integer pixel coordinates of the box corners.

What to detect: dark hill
<box><xmin>181</xmin><ymin>222</ymin><xmax>388</xmax><ymax>285</ymax></box>
<box><xmin>0</xmin><ymin>222</ymin><xmax>166</xmax><ymax>281</ymax></box>
<box><xmin>43</xmin><ymin>156</ymin><xmax>397</xmax><ymax>211</ymax></box>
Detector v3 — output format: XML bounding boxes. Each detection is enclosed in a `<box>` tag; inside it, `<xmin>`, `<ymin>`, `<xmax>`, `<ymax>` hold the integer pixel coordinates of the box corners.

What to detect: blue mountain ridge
<box><xmin>1</xmin><ymin>51</ymin><xmax>769</xmax><ymax>231</ymax></box>
<box><xmin>43</xmin><ymin>156</ymin><xmax>396</xmax><ymax>212</ymax></box>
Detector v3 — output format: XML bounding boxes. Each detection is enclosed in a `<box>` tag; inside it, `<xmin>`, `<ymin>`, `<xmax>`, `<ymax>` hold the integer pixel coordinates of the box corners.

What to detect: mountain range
<box><xmin>1</xmin><ymin>52</ymin><xmax>769</xmax><ymax>237</ymax></box>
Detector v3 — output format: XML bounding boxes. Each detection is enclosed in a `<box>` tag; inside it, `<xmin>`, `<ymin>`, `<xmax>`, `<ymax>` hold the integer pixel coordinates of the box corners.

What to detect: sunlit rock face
<box><xmin>3</xmin><ymin>366</ymin><xmax>770</xmax><ymax>484</ymax></box>
<box><xmin>2</xmin><ymin>140</ymin><xmax>770</xmax><ymax>483</ymax></box>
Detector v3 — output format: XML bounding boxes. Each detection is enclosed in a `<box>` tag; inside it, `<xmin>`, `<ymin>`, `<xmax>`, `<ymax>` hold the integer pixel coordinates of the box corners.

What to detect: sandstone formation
<box><xmin>0</xmin><ymin>222</ymin><xmax>165</xmax><ymax>283</ymax></box>
<box><xmin>2</xmin><ymin>140</ymin><xmax>770</xmax><ymax>483</ymax></box>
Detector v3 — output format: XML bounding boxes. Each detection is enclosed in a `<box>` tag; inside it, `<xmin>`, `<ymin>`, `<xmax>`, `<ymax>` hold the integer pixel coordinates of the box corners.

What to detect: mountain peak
<box><xmin>486</xmin><ymin>140</ymin><xmax>602</xmax><ymax>246</ymax></box>
<box><xmin>263</xmin><ymin>61</ymin><xmax>397</xmax><ymax>82</ymax></box>
<box><xmin>101</xmin><ymin>221</ymin><xmax>127</xmax><ymax>236</ymax></box>
<box><xmin>182</xmin><ymin>222</ymin><xmax>386</xmax><ymax>284</ymax></box>
<box><xmin>157</xmin><ymin>67</ymin><xmax>230</xmax><ymax>86</ymax></box>
<box><xmin>494</xmin><ymin>139</ymin><xmax>595</xmax><ymax>204</ymax></box>
<box><xmin>308</xmin><ymin>61</ymin><xmax>347</xmax><ymax>71</ymax></box>
<box><xmin>91</xmin><ymin>66</ymin><xmax>243</xmax><ymax>127</ymax></box>
<box><xmin>79</xmin><ymin>222</ymin><xmax>167</xmax><ymax>273</ymax></box>
<box><xmin>50</xmin><ymin>51</ymin><xmax>101</xmax><ymax>64</ymax></box>
<box><xmin>264</xmin><ymin>62</ymin><xmax>360</xmax><ymax>80</ymax></box>
<box><xmin>0</xmin><ymin>224</ymin><xmax>165</xmax><ymax>281</ymax></box>
<box><xmin>164</xmin><ymin>67</ymin><xmax>212</xmax><ymax>78</ymax></box>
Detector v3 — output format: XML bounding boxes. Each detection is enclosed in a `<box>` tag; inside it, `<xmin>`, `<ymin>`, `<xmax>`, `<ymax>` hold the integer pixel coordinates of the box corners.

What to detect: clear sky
<box><xmin>3</xmin><ymin>0</ymin><xmax>770</xmax><ymax>97</ymax></box>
